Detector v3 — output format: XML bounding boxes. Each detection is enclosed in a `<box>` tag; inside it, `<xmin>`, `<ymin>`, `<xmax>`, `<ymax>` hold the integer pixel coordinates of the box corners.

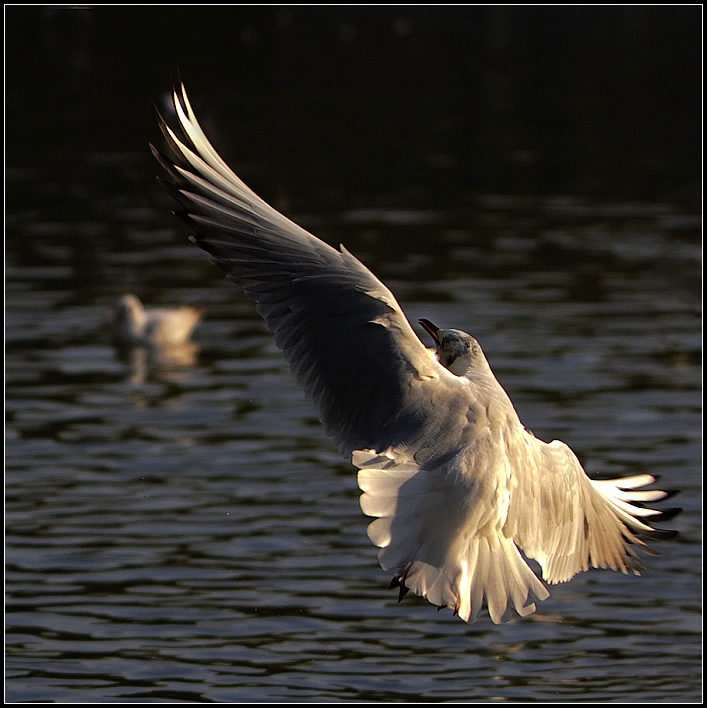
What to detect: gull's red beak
<box><xmin>419</xmin><ymin>319</ymin><xmax>440</xmax><ymax>344</ymax></box>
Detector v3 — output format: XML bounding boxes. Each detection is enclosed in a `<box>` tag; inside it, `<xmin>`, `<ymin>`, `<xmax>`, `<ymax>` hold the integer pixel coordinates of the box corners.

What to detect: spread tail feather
<box><xmin>354</xmin><ymin>449</ymin><xmax>549</xmax><ymax>623</ymax></box>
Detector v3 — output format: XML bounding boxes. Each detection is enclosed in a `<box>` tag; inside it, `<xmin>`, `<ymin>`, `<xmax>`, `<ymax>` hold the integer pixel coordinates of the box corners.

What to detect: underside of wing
<box><xmin>153</xmin><ymin>85</ymin><xmax>473</xmax><ymax>461</ymax></box>
<box><xmin>506</xmin><ymin>437</ymin><xmax>678</xmax><ymax>584</ymax></box>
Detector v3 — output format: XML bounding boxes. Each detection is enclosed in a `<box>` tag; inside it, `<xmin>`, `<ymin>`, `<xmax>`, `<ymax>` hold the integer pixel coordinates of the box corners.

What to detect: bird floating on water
<box><xmin>152</xmin><ymin>84</ymin><xmax>677</xmax><ymax>624</ymax></box>
<box><xmin>110</xmin><ymin>293</ymin><xmax>204</xmax><ymax>347</ymax></box>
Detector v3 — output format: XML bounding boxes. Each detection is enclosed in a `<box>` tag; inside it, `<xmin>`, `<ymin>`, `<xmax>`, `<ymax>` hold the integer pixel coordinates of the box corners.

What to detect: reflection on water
<box><xmin>113</xmin><ymin>341</ymin><xmax>201</xmax><ymax>385</ymax></box>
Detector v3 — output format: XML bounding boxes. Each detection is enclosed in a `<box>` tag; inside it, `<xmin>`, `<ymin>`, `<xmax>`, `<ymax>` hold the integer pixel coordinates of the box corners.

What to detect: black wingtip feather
<box><xmin>641</xmin><ymin>528</ymin><xmax>680</xmax><ymax>542</ymax></box>
<box><xmin>655</xmin><ymin>507</ymin><xmax>682</xmax><ymax>522</ymax></box>
<box><xmin>155</xmin><ymin>107</ymin><xmax>197</xmax><ymax>168</ymax></box>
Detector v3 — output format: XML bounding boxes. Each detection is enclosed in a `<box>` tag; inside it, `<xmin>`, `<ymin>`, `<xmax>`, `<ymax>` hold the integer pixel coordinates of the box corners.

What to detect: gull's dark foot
<box><xmin>389</xmin><ymin>563</ymin><xmax>412</xmax><ymax>602</ymax></box>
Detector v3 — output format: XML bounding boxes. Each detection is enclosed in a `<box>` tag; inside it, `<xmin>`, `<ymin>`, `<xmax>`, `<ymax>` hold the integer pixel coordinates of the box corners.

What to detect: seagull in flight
<box><xmin>152</xmin><ymin>84</ymin><xmax>677</xmax><ymax>624</ymax></box>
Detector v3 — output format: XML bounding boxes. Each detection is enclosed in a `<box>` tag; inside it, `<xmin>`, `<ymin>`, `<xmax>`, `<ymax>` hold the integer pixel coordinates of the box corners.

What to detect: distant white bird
<box><xmin>110</xmin><ymin>293</ymin><xmax>204</xmax><ymax>347</ymax></box>
<box><xmin>152</xmin><ymin>84</ymin><xmax>677</xmax><ymax>623</ymax></box>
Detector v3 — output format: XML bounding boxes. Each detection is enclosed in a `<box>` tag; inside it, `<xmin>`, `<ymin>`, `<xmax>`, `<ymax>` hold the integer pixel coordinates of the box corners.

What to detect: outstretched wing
<box><xmin>355</xmin><ymin>434</ymin><xmax>678</xmax><ymax>623</ymax></box>
<box><xmin>506</xmin><ymin>437</ymin><xmax>678</xmax><ymax>584</ymax></box>
<box><xmin>152</xmin><ymin>85</ymin><xmax>475</xmax><ymax>462</ymax></box>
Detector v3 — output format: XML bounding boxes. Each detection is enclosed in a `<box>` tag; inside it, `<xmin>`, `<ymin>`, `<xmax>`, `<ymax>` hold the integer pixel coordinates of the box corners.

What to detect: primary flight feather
<box><xmin>152</xmin><ymin>84</ymin><xmax>676</xmax><ymax>624</ymax></box>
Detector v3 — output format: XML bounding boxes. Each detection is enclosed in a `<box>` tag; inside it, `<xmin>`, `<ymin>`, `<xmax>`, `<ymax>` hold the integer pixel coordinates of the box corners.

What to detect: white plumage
<box><xmin>152</xmin><ymin>84</ymin><xmax>677</xmax><ymax>623</ymax></box>
<box><xmin>110</xmin><ymin>293</ymin><xmax>204</xmax><ymax>347</ymax></box>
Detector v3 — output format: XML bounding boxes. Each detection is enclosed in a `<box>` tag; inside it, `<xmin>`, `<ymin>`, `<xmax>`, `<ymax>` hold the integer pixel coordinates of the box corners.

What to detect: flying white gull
<box><xmin>152</xmin><ymin>84</ymin><xmax>677</xmax><ymax>624</ymax></box>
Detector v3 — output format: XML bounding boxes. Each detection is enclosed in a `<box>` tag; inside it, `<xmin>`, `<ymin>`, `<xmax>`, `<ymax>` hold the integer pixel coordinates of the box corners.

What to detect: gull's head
<box><xmin>112</xmin><ymin>294</ymin><xmax>147</xmax><ymax>336</ymax></box>
<box><xmin>419</xmin><ymin>318</ymin><xmax>488</xmax><ymax>377</ymax></box>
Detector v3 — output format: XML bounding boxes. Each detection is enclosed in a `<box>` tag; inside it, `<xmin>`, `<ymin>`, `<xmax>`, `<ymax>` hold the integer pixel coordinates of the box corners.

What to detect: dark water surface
<box><xmin>6</xmin><ymin>7</ymin><xmax>702</xmax><ymax>703</ymax></box>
